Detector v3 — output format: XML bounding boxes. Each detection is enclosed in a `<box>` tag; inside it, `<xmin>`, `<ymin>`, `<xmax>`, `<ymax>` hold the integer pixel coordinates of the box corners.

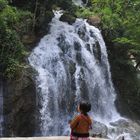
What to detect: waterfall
<box><xmin>0</xmin><ymin>78</ymin><xmax>4</xmax><ymax>137</ymax></box>
<box><xmin>29</xmin><ymin>11</ymin><xmax>121</xmax><ymax>136</ymax></box>
<box><xmin>72</xmin><ymin>0</ymin><xmax>89</xmax><ymax>6</ymax></box>
<box><xmin>72</xmin><ymin>0</ymin><xmax>83</xmax><ymax>6</ymax></box>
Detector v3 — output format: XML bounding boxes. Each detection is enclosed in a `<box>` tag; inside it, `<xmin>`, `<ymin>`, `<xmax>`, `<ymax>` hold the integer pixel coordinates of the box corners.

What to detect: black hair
<box><xmin>79</xmin><ymin>101</ymin><xmax>91</xmax><ymax>115</ymax></box>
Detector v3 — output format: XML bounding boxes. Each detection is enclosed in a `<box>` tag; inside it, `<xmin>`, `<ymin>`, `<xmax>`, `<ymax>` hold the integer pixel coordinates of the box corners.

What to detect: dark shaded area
<box><xmin>9</xmin><ymin>0</ymin><xmax>35</xmax><ymax>11</ymax></box>
<box><xmin>3</xmin><ymin>67</ymin><xmax>38</xmax><ymax>136</ymax></box>
<box><xmin>107</xmin><ymin>42</ymin><xmax>140</xmax><ymax>120</ymax></box>
<box><xmin>60</xmin><ymin>13</ymin><xmax>76</xmax><ymax>25</ymax></box>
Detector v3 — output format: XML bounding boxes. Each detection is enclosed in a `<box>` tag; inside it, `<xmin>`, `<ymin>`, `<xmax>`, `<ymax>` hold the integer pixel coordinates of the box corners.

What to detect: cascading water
<box><xmin>72</xmin><ymin>0</ymin><xmax>89</xmax><ymax>6</ymax></box>
<box><xmin>0</xmin><ymin>78</ymin><xmax>4</xmax><ymax>137</ymax></box>
<box><xmin>29</xmin><ymin>10</ymin><xmax>122</xmax><ymax>137</ymax></box>
<box><xmin>72</xmin><ymin>0</ymin><xmax>83</xmax><ymax>6</ymax></box>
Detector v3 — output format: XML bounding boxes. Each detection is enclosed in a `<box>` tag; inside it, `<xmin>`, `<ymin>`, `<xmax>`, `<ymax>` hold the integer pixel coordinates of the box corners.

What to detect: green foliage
<box><xmin>0</xmin><ymin>0</ymin><xmax>32</xmax><ymax>78</ymax></box>
<box><xmin>76</xmin><ymin>0</ymin><xmax>140</xmax><ymax>68</ymax></box>
<box><xmin>5</xmin><ymin>59</ymin><xmax>22</xmax><ymax>78</ymax></box>
<box><xmin>54</xmin><ymin>0</ymin><xmax>77</xmax><ymax>15</ymax></box>
<box><xmin>0</xmin><ymin>0</ymin><xmax>8</xmax><ymax>11</ymax></box>
<box><xmin>76</xmin><ymin>7</ymin><xmax>94</xmax><ymax>18</ymax></box>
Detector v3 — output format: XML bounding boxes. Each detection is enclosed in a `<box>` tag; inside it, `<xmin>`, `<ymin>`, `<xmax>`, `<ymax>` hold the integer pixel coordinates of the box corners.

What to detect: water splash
<box><xmin>29</xmin><ymin>11</ymin><xmax>121</xmax><ymax>136</ymax></box>
<box><xmin>72</xmin><ymin>0</ymin><xmax>89</xmax><ymax>6</ymax></box>
<box><xmin>72</xmin><ymin>0</ymin><xmax>83</xmax><ymax>6</ymax></box>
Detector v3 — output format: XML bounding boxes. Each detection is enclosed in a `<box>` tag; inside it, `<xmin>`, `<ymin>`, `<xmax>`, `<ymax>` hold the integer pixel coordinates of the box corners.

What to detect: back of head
<box><xmin>79</xmin><ymin>101</ymin><xmax>91</xmax><ymax>115</ymax></box>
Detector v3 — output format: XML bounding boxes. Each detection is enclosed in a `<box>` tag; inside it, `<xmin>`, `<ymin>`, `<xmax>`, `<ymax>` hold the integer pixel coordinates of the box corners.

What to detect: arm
<box><xmin>70</xmin><ymin>115</ymin><xmax>79</xmax><ymax>129</ymax></box>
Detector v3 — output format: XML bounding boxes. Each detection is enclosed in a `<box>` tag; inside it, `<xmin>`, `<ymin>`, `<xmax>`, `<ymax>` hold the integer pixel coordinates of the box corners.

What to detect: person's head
<box><xmin>78</xmin><ymin>101</ymin><xmax>91</xmax><ymax>115</ymax></box>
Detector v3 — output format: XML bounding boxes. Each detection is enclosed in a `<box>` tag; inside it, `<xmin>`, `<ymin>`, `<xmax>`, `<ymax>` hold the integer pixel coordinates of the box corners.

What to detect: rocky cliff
<box><xmin>3</xmin><ymin>66</ymin><xmax>37</xmax><ymax>136</ymax></box>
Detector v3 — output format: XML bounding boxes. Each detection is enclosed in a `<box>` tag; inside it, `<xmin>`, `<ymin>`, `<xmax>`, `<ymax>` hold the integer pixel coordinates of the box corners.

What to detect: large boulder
<box><xmin>60</xmin><ymin>13</ymin><xmax>76</xmax><ymax>25</ymax></box>
<box><xmin>3</xmin><ymin>66</ymin><xmax>37</xmax><ymax>136</ymax></box>
<box><xmin>87</xmin><ymin>16</ymin><xmax>101</xmax><ymax>27</ymax></box>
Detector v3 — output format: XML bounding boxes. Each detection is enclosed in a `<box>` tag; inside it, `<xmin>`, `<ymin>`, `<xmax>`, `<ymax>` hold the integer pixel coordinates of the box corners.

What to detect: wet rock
<box><xmin>60</xmin><ymin>13</ymin><xmax>76</xmax><ymax>25</ymax></box>
<box><xmin>93</xmin><ymin>42</ymin><xmax>101</xmax><ymax>62</ymax></box>
<box><xmin>36</xmin><ymin>11</ymin><xmax>54</xmax><ymax>35</ymax></box>
<box><xmin>76</xmin><ymin>52</ymin><xmax>82</xmax><ymax>65</ymax></box>
<box><xmin>110</xmin><ymin>119</ymin><xmax>130</xmax><ymax>127</ymax></box>
<box><xmin>85</xmin><ymin>43</ymin><xmax>91</xmax><ymax>52</ymax></box>
<box><xmin>82</xmin><ymin>0</ymin><xmax>88</xmax><ymax>4</ymax></box>
<box><xmin>69</xmin><ymin>61</ymin><xmax>76</xmax><ymax>76</ymax></box>
<box><xmin>57</xmin><ymin>34</ymin><xmax>71</xmax><ymax>54</ymax></box>
<box><xmin>89</xmin><ymin>121</ymin><xmax>108</xmax><ymax>138</ymax></box>
<box><xmin>68</xmin><ymin>60</ymin><xmax>76</xmax><ymax>92</ymax></box>
<box><xmin>81</xmin><ymin>0</ymin><xmax>92</xmax><ymax>6</ymax></box>
<box><xmin>78</xmin><ymin>68</ymin><xmax>89</xmax><ymax>100</ymax></box>
<box><xmin>77</xmin><ymin>25</ymin><xmax>89</xmax><ymax>42</ymax></box>
<box><xmin>74</xmin><ymin>42</ymin><xmax>81</xmax><ymax>51</ymax></box>
<box><xmin>108</xmin><ymin>119</ymin><xmax>140</xmax><ymax>140</ymax></box>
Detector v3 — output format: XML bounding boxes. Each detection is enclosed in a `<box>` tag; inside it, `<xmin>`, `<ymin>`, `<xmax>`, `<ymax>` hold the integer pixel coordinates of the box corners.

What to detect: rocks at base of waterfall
<box><xmin>89</xmin><ymin>121</ymin><xmax>108</xmax><ymax>138</ymax></box>
<box><xmin>89</xmin><ymin>119</ymin><xmax>140</xmax><ymax>140</ymax></box>
<box><xmin>3</xmin><ymin>65</ymin><xmax>37</xmax><ymax>136</ymax></box>
<box><xmin>109</xmin><ymin>119</ymin><xmax>140</xmax><ymax>140</ymax></box>
<box><xmin>60</xmin><ymin>13</ymin><xmax>76</xmax><ymax>25</ymax></box>
<box><xmin>110</xmin><ymin>119</ymin><xmax>130</xmax><ymax>127</ymax></box>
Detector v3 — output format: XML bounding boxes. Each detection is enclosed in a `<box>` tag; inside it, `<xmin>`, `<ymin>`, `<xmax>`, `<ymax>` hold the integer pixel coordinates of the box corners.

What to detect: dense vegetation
<box><xmin>76</xmin><ymin>0</ymin><xmax>140</xmax><ymax>117</ymax></box>
<box><xmin>77</xmin><ymin>0</ymin><xmax>140</xmax><ymax>67</ymax></box>
<box><xmin>0</xmin><ymin>0</ymin><xmax>33</xmax><ymax>78</ymax></box>
<box><xmin>0</xmin><ymin>0</ymin><xmax>140</xmax><ymax>117</ymax></box>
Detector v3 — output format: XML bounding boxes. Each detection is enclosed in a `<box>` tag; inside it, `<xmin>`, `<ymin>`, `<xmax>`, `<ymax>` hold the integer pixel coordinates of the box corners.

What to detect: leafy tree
<box><xmin>0</xmin><ymin>0</ymin><xmax>32</xmax><ymax>78</ymax></box>
<box><xmin>93</xmin><ymin>0</ymin><xmax>140</xmax><ymax>68</ymax></box>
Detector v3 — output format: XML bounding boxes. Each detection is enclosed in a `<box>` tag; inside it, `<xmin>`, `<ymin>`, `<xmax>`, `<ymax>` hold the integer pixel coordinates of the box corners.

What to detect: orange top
<box><xmin>70</xmin><ymin>114</ymin><xmax>92</xmax><ymax>134</ymax></box>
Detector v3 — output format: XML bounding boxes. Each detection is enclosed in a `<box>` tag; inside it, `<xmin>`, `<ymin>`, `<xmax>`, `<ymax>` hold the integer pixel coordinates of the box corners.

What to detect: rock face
<box><xmin>87</xmin><ymin>16</ymin><xmax>101</xmax><ymax>27</ymax></box>
<box><xmin>107</xmin><ymin>43</ymin><xmax>140</xmax><ymax>119</ymax></box>
<box><xmin>36</xmin><ymin>11</ymin><xmax>54</xmax><ymax>36</ymax></box>
<box><xmin>60</xmin><ymin>13</ymin><xmax>76</xmax><ymax>25</ymax></box>
<box><xmin>3</xmin><ymin>66</ymin><xmax>37</xmax><ymax>136</ymax></box>
<box><xmin>89</xmin><ymin>121</ymin><xmax>108</xmax><ymax>138</ymax></box>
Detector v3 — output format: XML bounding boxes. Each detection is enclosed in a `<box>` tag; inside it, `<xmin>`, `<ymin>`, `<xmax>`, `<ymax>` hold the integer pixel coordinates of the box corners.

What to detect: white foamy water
<box><xmin>72</xmin><ymin>0</ymin><xmax>83</xmax><ymax>6</ymax></box>
<box><xmin>29</xmin><ymin>11</ymin><xmax>139</xmax><ymax>139</ymax></box>
<box><xmin>72</xmin><ymin>0</ymin><xmax>89</xmax><ymax>6</ymax></box>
